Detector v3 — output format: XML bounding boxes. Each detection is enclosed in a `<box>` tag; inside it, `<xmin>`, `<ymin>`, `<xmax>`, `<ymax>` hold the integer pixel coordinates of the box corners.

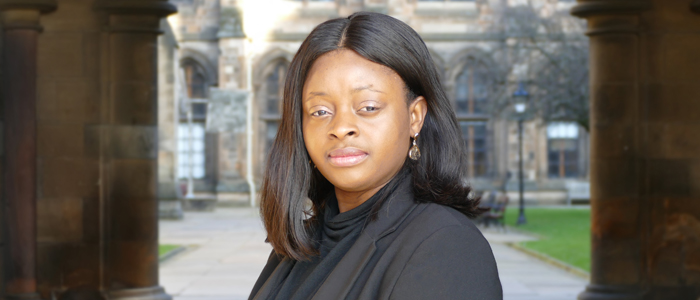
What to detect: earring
<box><xmin>408</xmin><ymin>133</ymin><xmax>421</xmax><ymax>160</ymax></box>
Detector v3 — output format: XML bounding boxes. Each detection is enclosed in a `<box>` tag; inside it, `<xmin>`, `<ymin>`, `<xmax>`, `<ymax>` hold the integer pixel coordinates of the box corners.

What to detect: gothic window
<box><xmin>184</xmin><ymin>61</ymin><xmax>207</xmax><ymax>98</ymax></box>
<box><xmin>455</xmin><ymin>61</ymin><xmax>489</xmax><ymax>115</ymax></box>
<box><xmin>178</xmin><ymin>123</ymin><xmax>206</xmax><ymax>179</ymax></box>
<box><xmin>261</xmin><ymin>60</ymin><xmax>287</xmax><ymax>164</ymax></box>
<box><xmin>180</xmin><ymin>60</ymin><xmax>209</xmax><ymax>122</ymax></box>
<box><xmin>265</xmin><ymin>62</ymin><xmax>285</xmax><ymax>116</ymax></box>
<box><xmin>178</xmin><ymin>59</ymin><xmax>210</xmax><ymax>180</ymax></box>
<box><xmin>460</xmin><ymin>121</ymin><xmax>489</xmax><ymax>177</ymax></box>
<box><xmin>547</xmin><ymin>122</ymin><xmax>580</xmax><ymax>178</ymax></box>
<box><xmin>455</xmin><ymin>59</ymin><xmax>491</xmax><ymax>178</ymax></box>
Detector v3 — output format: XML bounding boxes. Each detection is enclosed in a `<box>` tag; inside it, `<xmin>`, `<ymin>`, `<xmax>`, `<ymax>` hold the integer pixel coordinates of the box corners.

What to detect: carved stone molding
<box><xmin>570</xmin><ymin>1</ymin><xmax>652</xmax><ymax>36</ymax></box>
<box><xmin>0</xmin><ymin>0</ymin><xmax>56</xmax><ymax>13</ymax></box>
<box><xmin>584</xmin><ymin>22</ymin><xmax>641</xmax><ymax>36</ymax></box>
<box><xmin>692</xmin><ymin>0</ymin><xmax>700</xmax><ymax>14</ymax></box>
<box><xmin>108</xmin><ymin>286</ymin><xmax>171</xmax><ymax>300</ymax></box>
<box><xmin>5</xmin><ymin>293</ymin><xmax>42</xmax><ymax>300</ymax></box>
<box><xmin>571</xmin><ymin>0</ymin><xmax>651</xmax><ymax>18</ymax></box>
<box><xmin>96</xmin><ymin>0</ymin><xmax>176</xmax><ymax>17</ymax></box>
<box><xmin>96</xmin><ymin>0</ymin><xmax>176</xmax><ymax>33</ymax></box>
<box><xmin>578</xmin><ymin>284</ymin><xmax>644</xmax><ymax>300</ymax></box>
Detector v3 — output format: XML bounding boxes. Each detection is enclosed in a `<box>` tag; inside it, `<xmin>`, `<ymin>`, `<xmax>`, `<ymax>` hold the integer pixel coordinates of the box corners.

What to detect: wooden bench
<box><xmin>565</xmin><ymin>181</ymin><xmax>590</xmax><ymax>206</ymax></box>
<box><xmin>478</xmin><ymin>192</ymin><xmax>509</xmax><ymax>230</ymax></box>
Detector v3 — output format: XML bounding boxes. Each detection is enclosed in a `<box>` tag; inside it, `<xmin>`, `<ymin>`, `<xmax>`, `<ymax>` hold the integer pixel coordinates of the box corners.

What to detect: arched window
<box><xmin>177</xmin><ymin>123</ymin><xmax>206</xmax><ymax>179</ymax></box>
<box><xmin>260</xmin><ymin>60</ymin><xmax>288</xmax><ymax>165</ymax></box>
<box><xmin>455</xmin><ymin>59</ymin><xmax>491</xmax><ymax>178</ymax></box>
<box><xmin>178</xmin><ymin>59</ymin><xmax>210</xmax><ymax>180</ymax></box>
<box><xmin>455</xmin><ymin>60</ymin><xmax>489</xmax><ymax>115</ymax></box>
<box><xmin>187</xmin><ymin>70</ymin><xmax>207</xmax><ymax>99</ymax></box>
<box><xmin>265</xmin><ymin>62</ymin><xmax>285</xmax><ymax>116</ymax></box>
<box><xmin>180</xmin><ymin>60</ymin><xmax>209</xmax><ymax>121</ymax></box>
<box><xmin>547</xmin><ymin>122</ymin><xmax>580</xmax><ymax>178</ymax></box>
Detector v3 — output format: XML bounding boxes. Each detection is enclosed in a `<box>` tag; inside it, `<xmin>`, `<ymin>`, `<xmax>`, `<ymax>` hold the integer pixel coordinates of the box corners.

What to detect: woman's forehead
<box><xmin>303</xmin><ymin>49</ymin><xmax>402</xmax><ymax>95</ymax></box>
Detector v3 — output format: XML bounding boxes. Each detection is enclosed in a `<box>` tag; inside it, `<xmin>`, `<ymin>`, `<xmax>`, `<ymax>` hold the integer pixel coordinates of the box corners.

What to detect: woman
<box><xmin>250</xmin><ymin>12</ymin><xmax>502</xmax><ymax>300</ymax></box>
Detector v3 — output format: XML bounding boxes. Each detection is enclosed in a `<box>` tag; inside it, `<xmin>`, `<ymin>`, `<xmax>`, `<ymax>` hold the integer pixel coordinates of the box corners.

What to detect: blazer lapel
<box><xmin>311</xmin><ymin>175</ymin><xmax>420</xmax><ymax>300</ymax></box>
<box><xmin>311</xmin><ymin>233</ymin><xmax>376</xmax><ymax>300</ymax></box>
<box><xmin>252</xmin><ymin>257</ymin><xmax>295</xmax><ymax>300</ymax></box>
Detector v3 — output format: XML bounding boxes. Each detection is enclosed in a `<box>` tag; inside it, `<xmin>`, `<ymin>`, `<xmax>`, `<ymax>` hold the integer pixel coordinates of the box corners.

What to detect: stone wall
<box><xmin>35</xmin><ymin>0</ymin><xmax>104</xmax><ymax>293</ymax></box>
<box><xmin>207</xmin><ymin>88</ymin><xmax>249</xmax><ymax>193</ymax></box>
<box><xmin>0</xmin><ymin>0</ymin><xmax>175</xmax><ymax>298</ymax></box>
<box><xmin>158</xmin><ymin>20</ymin><xmax>183</xmax><ymax>218</ymax></box>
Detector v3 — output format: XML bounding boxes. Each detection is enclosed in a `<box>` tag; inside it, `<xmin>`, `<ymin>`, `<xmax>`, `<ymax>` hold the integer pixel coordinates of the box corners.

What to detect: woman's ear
<box><xmin>408</xmin><ymin>96</ymin><xmax>428</xmax><ymax>136</ymax></box>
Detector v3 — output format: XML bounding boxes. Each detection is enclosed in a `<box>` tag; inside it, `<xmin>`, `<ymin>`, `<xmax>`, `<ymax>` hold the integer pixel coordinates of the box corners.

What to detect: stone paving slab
<box><xmin>159</xmin><ymin>207</ymin><xmax>587</xmax><ymax>300</ymax></box>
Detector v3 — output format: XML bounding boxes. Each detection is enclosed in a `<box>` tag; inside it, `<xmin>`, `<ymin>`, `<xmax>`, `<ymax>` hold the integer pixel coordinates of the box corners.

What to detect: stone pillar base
<box><xmin>6</xmin><ymin>293</ymin><xmax>42</xmax><ymax>300</ymax></box>
<box><xmin>578</xmin><ymin>284</ymin><xmax>643</xmax><ymax>300</ymax></box>
<box><xmin>182</xmin><ymin>196</ymin><xmax>218</xmax><ymax>212</ymax></box>
<box><xmin>108</xmin><ymin>286</ymin><xmax>171</xmax><ymax>300</ymax></box>
<box><xmin>158</xmin><ymin>200</ymin><xmax>184</xmax><ymax>219</ymax></box>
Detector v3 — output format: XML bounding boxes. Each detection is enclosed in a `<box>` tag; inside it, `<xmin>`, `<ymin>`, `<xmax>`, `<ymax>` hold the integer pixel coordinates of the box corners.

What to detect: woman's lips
<box><xmin>328</xmin><ymin>148</ymin><xmax>368</xmax><ymax>167</ymax></box>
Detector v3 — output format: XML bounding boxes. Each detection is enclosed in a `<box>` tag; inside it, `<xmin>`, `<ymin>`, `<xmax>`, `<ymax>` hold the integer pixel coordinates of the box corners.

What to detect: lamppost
<box><xmin>513</xmin><ymin>82</ymin><xmax>529</xmax><ymax>225</ymax></box>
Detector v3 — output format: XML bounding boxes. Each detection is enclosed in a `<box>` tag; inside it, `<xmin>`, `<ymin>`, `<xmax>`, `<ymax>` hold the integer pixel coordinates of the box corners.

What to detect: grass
<box><xmin>159</xmin><ymin>244</ymin><xmax>180</xmax><ymax>257</ymax></box>
<box><xmin>504</xmin><ymin>207</ymin><xmax>591</xmax><ymax>272</ymax></box>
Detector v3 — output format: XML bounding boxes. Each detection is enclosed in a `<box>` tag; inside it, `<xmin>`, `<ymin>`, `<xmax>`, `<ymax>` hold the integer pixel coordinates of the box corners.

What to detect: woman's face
<box><xmin>302</xmin><ymin>49</ymin><xmax>426</xmax><ymax>201</ymax></box>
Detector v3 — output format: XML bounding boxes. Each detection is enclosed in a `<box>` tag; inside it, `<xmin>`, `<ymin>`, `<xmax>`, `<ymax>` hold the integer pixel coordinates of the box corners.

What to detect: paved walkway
<box><xmin>159</xmin><ymin>208</ymin><xmax>587</xmax><ymax>300</ymax></box>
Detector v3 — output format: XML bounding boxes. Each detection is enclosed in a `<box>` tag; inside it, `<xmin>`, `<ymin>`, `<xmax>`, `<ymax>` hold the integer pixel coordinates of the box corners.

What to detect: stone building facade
<box><xmin>161</xmin><ymin>0</ymin><xmax>592</xmax><ymax>209</ymax></box>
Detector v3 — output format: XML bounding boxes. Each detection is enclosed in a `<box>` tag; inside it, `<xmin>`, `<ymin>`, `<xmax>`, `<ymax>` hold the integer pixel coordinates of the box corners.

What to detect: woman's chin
<box><xmin>329</xmin><ymin>180</ymin><xmax>371</xmax><ymax>193</ymax></box>
<box><xmin>326</xmin><ymin>174</ymin><xmax>375</xmax><ymax>194</ymax></box>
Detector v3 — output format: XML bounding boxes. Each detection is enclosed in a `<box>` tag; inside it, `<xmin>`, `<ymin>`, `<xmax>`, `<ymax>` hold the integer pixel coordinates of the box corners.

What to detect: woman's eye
<box><xmin>360</xmin><ymin>106</ymin><xmax>379</xmax><ymax>112</ymax></box>
<box><xmin>311</xmin><ymin>110</ymin><xmax>330</xmax><ymax>117</ymax></box>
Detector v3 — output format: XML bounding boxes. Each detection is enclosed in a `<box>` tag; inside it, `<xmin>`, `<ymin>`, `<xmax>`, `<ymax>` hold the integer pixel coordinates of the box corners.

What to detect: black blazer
<box><xmin>250</xmin><ymin>184</ymin><xmax>503</xmax><ymax>300</ymax></box>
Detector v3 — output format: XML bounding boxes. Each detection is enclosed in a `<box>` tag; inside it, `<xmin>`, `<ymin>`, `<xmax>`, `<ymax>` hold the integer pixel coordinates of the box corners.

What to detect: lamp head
<box><xmin>512</xmin><ymin>82</ymin><xmax>529</xmax><ymax>114</ymax></box>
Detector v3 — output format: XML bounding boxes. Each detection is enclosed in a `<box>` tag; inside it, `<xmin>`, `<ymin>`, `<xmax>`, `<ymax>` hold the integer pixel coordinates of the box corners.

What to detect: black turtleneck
<box><xmin>250</xmin><ymin>168</ymin><xmax>502</xmax><ymax>300</ymax></box>
<box><xmin>266</xmin><ymin>183</ymin><xmax>384</xmax><ymax>300</ymax></box>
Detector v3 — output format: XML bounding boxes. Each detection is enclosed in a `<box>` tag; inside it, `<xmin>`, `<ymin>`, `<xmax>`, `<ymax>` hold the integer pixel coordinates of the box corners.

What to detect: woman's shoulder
<box><xmin>386</xmin><ymin>200</ymin><xmax>495</xmax><ymax>261</ymax></box>
<box><xmin>386</xmin><ymin>202</ymin><xmax>502</xmax><ymax>299</ymax></box>
<box><xmin>405</xmin><ymin>201</ymin><xmax>486</xmax><ymax>243</ymax></box>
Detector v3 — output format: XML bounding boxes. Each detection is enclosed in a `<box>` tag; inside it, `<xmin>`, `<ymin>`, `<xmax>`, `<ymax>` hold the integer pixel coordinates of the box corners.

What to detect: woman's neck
<box><xmin>332</xmin><ymin>167</ymin><xmax>408</xmax><ymax>213</ymax></box>
<box><xmin>334</xmin><ymin>183</ymin><xmax>388</xmax><ymax>213</ymax></box>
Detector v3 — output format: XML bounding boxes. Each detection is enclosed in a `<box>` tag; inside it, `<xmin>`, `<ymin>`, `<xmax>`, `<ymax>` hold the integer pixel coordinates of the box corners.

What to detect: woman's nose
<box><xmin>328</xmin><ymin>110</ymin><xmax>358</xmax><ymax>139</ymax></box>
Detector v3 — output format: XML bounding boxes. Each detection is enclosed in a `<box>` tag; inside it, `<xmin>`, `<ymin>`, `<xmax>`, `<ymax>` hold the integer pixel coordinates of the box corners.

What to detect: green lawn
<box><xmin>159</xmin><ymin>244</ymin><xmax>180</xmax><ymax>257</ymax></box>
<box><xmin>505</xmin><ymin>207</ymin><xmax>591</xmax><ymax>272</ymax></box>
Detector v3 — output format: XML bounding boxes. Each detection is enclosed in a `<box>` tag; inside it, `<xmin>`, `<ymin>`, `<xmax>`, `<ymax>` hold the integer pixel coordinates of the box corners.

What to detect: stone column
<box><xmin>573</xmin><ymin>0</ymin><xmax>700</xmax><ymax>299</ymax></box>
<box><xmin>157</xmin><ymin>19</ymin><xmax>183</xmax><ymax>219</ymax></box>
<box><xmin>215</xmin><ymin>2</ymin><xmax>251</xmax><ymax>199</ymax></box>
<box><xmin>96</xmin><ymin>1</ymin><xmax>176</xmax><ymax>299</ymax></box>
<box><xmin>0</xmin><ymin>1</ymin><xmax>55</xmax><ymax>299</ymax></box>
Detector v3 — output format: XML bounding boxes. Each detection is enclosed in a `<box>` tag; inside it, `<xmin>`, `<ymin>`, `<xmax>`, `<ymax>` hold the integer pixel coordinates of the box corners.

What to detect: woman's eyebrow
<box><xmin>305</xmin><ymin>91</ymin><xmax>327</xmax><ymax>102</ymax></box>
<box><xmin>305</xmin><ymin>85</ymin><xmax>384</xmax><ymax>102</ymax></box>
<box><xmin>352</xmin><ymin>84</ymin><xmax>384</xmax><ymax>94</ymax></box>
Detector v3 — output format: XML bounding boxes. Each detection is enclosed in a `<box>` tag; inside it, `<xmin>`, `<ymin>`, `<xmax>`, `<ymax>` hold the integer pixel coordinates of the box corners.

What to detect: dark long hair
<box><xmin>260</xmin><ymin>12</ymin><xmax>482</xmax><ymax>261</ymax></box>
